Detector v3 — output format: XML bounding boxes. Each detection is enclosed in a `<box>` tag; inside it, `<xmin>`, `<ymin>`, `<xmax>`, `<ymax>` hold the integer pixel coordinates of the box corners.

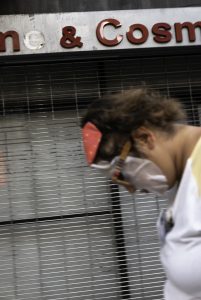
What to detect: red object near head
<box><xmin>82</xmin><ymin>122</ymin><xmax>102</xmax><ymax>165</ymax></box>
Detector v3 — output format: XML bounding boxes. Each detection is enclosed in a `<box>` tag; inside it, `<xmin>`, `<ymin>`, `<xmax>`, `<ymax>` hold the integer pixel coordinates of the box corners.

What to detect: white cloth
<box><xmin>160</xmin><ymin>137</ymin><xmax>201</xmax><ymax>300</ymax></box>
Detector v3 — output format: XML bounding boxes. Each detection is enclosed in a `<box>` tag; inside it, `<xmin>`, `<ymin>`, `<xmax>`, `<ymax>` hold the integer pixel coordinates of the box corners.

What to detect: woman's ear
<box><xmin>131</xmin><ymin>126</ymin><xmax>156</xmax><ymax>150</ymax></box>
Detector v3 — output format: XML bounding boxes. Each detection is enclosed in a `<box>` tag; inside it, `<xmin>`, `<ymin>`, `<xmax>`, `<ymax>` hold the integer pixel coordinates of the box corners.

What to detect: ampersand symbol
<box><xmin>60</xmin><ymin>26</ymin><xmax>83</xmax><ymax>49</ymax></box>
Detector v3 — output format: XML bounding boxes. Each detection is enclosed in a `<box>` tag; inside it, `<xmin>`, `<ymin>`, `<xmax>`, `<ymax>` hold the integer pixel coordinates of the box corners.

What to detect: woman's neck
<box><xmin>174</xmin><ymin>124</ymin><xmax>201</xmax><ymax>179</ymax></box>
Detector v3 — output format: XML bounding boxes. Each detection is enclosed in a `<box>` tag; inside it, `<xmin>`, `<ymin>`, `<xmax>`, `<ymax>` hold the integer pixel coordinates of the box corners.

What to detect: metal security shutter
<box><xmin>0</xmin><ymin>54</ymin><xmax>200</xmax><ymax>300</ymax></box>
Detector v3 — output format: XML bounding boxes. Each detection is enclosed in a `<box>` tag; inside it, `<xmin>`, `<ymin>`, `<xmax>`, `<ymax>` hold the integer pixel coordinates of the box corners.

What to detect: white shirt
<box><xmin>160</xmin><ymin>137</ymin><xmax>201</xmax><ymax>299</ymax></box>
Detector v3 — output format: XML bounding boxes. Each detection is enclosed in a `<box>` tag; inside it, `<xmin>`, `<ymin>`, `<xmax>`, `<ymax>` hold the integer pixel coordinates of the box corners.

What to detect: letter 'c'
<box><xmin>96</xmin><ymin>18</ymin><xmax>123</xmax><ymax>46</ymax></box>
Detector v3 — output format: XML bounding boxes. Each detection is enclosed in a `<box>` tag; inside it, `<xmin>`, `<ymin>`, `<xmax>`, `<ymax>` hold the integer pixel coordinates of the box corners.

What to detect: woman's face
<box><xmin>94</xmin><ymin>126</ymin><xmax>178</xmax><ymax>194</ymax></box>
<box><xmin>130</xmin><ymin>126</ymin><xmax>178</xmax><ymax>190</ymax></box>
<box><xmin>111</xmin><ymin>155</ymin><xmax>171</xmax><ymax>194</ymax></box>
<box><xmin>108</xmin><ymin>126</ymin><xmax>178</xmax><ymax>194</ymax></box>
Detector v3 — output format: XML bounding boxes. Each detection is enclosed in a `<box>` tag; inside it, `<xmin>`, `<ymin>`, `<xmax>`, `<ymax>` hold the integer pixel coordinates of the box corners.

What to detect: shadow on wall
<box><xmin>0</xmin><ymin>0</ymin><xmax>201</xmax><ymax>15</ymax></box>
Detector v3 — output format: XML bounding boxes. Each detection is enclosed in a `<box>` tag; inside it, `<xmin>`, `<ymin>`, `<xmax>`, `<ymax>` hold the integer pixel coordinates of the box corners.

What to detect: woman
<box><xmin>81</xmin><ymin>88</ymin><xmax>201</xmax><ymax>300</ymax></box>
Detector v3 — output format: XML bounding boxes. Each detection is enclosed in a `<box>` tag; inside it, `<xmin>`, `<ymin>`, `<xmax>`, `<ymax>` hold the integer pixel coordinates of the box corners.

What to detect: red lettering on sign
<box><xmin>152</xmin><ymin>23</ymin><xmax>172</xmax><ymax>43</ymax></box>
<box><xmin>0</xmin><ymin>31</ymin><xmax>20</xmax><ymax>52</ymax></box>
<box><xmin>1</xmin><ymin>18</ymin><xmax>201</xmax><ymax>54</ymax></box>
<box><xmin>174</xmin><ymin>22</ymin><xmax>201</xmax><ymax>42</ymax></box>
<box><xmin>96</xmin><ymin>18</ymin><xmax>123</xmax><ymax>46</ymax></box>
<box><xmin>126</xmin><ymin>24</ymin><xmax>149</xmax><ymax>44</ymax></box>
<box><xmin>60</xmin><ymin>26</ymin><xmax>83</xmax><ymax>48</ymax></box>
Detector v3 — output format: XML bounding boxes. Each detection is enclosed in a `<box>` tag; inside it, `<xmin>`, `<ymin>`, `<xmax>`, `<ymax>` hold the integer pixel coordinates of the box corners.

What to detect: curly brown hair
<box><xmin>81</xmin><ymin>88</ymin><xmax>186</xmax><ymax>161</ymax></box>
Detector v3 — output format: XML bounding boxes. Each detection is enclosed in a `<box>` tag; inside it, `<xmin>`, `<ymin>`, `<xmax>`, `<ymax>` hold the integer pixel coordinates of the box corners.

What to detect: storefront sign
<box><xmin>1</xmin><ymin>7</ymin><xmax>201</xmax><ymax>56</ymax></box>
